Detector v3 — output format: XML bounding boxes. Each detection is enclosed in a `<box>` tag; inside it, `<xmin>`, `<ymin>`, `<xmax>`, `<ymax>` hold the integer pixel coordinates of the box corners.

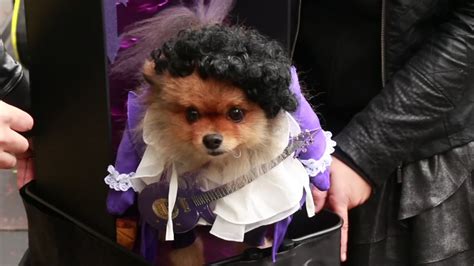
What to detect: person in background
<box><xmin>0</xmin><ymin>39</ymin><xmax>33</xmax><ymax>187</ymax></box>
<box><xmin>295</xmin><ymin>1</ymin><xmax>474</xmax><ymax>265</ymax></box>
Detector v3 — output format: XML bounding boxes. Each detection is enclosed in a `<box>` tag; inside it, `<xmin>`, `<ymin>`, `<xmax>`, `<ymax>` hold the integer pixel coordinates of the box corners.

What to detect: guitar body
<box><xmin>137</xmin><ymin>181</ymin><xmax>215</xmax><ymax>233</ymax></box>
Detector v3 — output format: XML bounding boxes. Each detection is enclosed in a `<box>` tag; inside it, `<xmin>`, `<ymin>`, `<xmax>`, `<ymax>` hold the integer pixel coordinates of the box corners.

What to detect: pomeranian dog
<box><xmin>139</xmin><ymin>25</ymin><xmax>299</xmax><ymax>265</ymax></box>
<box><xmin>141</xmin><ymin>25</ymin><xmax>297</xmax><ymax>183</ymax></box>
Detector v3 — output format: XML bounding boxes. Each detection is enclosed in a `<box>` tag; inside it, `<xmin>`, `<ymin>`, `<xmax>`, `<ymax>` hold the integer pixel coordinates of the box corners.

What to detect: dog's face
<box><xmin>144</xmin><ymin>61</ymin><xmax>269</xmax><ymax>162</ymax></box>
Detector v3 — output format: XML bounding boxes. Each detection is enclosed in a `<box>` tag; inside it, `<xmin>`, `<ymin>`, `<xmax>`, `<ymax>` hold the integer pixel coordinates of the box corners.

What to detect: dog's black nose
<box><xmin>203</xmin><ymin>134</ymin><xmax>223</xmax><ymax>150</ymax></box>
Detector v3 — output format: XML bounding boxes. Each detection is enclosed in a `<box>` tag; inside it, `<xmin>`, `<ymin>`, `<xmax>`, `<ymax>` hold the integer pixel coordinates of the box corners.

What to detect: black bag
<box><xmin>211</xmin><ymin>209</ymin><xmax>342</xmax><ymax>265</ymax></box>
<box><xmin>20</xmin><ymin>182</ymin><xmax>150</xmax><ymax>266</ymax></box>
<box><xmin>21</xmin><ymin>181</ymin><xmax>341</xmax><ymax>266</ymax></box>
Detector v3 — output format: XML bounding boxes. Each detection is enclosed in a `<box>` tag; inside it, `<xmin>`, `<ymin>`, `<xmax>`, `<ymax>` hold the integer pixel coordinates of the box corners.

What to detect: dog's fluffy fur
<box><xmin>143</xmin><ymin>68</ymin><xmax>289</xmax><ymax>184</ymax></box>
<box><xmin>141</xmin><ymin>25</ymin><xmax>296</xmax><ymax>265</ymax></box>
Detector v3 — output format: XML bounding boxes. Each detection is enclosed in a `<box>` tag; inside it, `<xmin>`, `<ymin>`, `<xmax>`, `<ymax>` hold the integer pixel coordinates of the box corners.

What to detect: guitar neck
<box><xmin>190</xmin><ymin>136</ymin><xmax>309</xmax><ymax>206</ymax></box>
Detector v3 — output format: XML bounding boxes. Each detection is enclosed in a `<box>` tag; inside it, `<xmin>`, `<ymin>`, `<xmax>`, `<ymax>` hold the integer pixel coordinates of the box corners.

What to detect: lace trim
<box><xmin>104</xmin><ymin>165</ymin><xmax>135</xmax><ymax>192</ymax></box>
<box><xmin>299</xmin><ymin>131</ymin><xmax>336</xmax><ymax>177</ymax></box>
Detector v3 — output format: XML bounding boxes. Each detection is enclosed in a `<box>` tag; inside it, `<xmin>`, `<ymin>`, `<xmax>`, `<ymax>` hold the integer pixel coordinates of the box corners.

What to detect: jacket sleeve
<box><xmin>0</xmin><ymin>40</ymin><xmax>30</xmax><ymax>112</ymax></box>
<box><xmin>334</xmin><ymin>1</ymin><xmax>474</xmax><ymax>188</ymax></box>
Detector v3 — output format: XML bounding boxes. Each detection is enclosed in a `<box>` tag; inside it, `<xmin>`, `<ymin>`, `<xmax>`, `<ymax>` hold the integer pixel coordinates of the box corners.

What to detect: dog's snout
<box><xmin>203</xmin><ymin>134</ymin><xmax>223</xmax><ymax>150</ymax></box>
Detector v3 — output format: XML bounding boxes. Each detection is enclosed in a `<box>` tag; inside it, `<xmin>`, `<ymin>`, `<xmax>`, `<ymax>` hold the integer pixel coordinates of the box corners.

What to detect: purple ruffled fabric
<box><xmin>107</xmin><ymin>91</ymin><xmax>145</xmax><ymax>215</ymax></box>
<box><xmin>107</xmin><ymin>92</ymin><xmax>161</xmax><ymax>262</ymax></box>
<box><xmin>289</xmin><ymin>67</ymin><xmax>331</xmax><ymax>191</ymax></box>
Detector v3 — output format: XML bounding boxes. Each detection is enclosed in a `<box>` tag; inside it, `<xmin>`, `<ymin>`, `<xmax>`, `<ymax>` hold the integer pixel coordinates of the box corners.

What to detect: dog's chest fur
<box><xmin>180</xmin><ymin>112</ymin><xmax>289</xmax><ymax>190</ymax></box>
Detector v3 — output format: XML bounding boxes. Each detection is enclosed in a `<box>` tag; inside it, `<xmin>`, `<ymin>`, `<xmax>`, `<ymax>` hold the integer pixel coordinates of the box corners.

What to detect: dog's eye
<box><xmin>227</xmin><ymin>107</ymin><xmax>244</xmax><ymax>123</ymax></box>
<box><xmin>185</xmin><ymin>108</ymin><xmax>200</xmax><ymax>123</ymax></box>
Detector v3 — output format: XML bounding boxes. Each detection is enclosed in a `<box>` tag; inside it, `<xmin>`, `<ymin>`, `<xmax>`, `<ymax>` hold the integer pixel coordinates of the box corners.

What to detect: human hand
<box><xmin>16</xmin><ymin>138</ymin><xmax>34</xmax><ymax>189</ymax></box>
<box><xmin>311</xmin><ymin>156</ymin><xmax>372</xmax><ymax>262</ymax></box>
<box><xmin>0</xmin><ymin>101</ymin><xmax>33</xmax><ymax>169</ymax></box>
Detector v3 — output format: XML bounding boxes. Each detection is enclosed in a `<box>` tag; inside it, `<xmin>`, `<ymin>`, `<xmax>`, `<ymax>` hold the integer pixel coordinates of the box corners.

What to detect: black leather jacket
<box><xmin>0</xmin><ymin>40</ymin><xmax>30</xmax><ymax>111</ymax></box>
<box><xmin>334</xmin><ymin>0</ymin><xmax>474</xmax><ymax>187</ymax></box>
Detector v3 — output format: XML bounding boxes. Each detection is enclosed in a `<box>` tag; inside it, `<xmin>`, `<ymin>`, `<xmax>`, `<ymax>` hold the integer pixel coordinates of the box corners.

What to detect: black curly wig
<box><xmin>150</xmin><ymin>25</ymin><xmax>297</xmax><ymax>118</ymax></box>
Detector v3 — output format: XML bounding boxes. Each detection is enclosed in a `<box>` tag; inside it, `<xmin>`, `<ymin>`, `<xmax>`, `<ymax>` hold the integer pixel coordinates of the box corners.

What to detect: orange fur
<box><xmin>143</xmin><ymin>61</ymin><xmax>269</xmax><ymax>172</ymax></box>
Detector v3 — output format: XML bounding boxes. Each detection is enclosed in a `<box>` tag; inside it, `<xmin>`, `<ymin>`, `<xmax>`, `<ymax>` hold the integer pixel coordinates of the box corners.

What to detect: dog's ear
<box><xmin>143</xmin><ymin>60</ymin><xmax>160</xmax><ymax>85</ymax></box>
